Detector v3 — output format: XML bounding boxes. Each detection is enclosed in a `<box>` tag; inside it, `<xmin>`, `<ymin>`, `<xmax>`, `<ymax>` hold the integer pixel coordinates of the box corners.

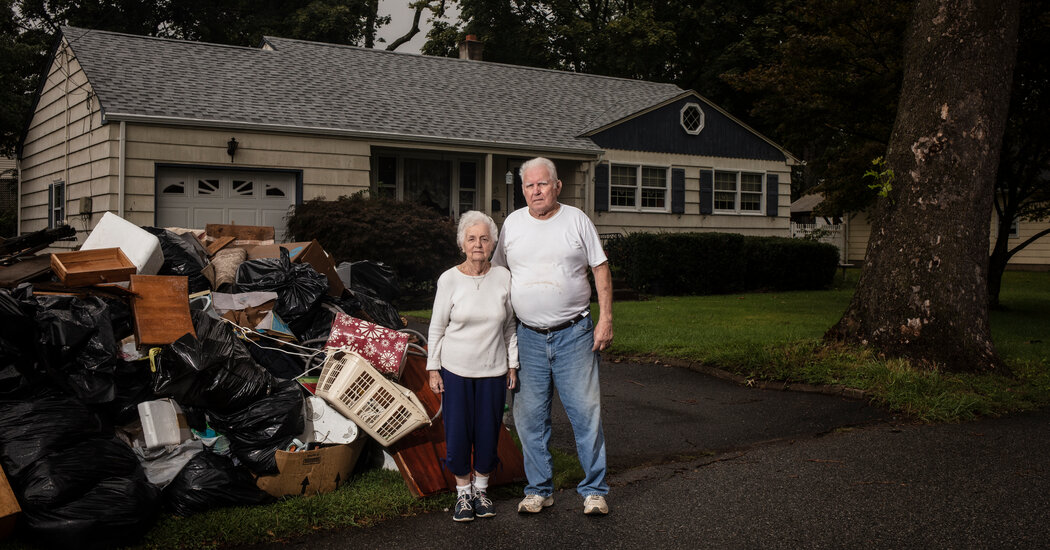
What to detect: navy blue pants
<box><xmin>440</xmin><ymin>369</ymin><xmax>507</xmax><ymax>477</ymax></box>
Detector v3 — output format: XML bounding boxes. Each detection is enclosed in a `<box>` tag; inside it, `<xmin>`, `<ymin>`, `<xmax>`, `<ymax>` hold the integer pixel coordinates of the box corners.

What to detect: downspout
<box><xmin>63</xmin><ymin>46</ymin><xmax>70</xmax><ymax>221</ymax></box>
<box><xmin>119</xmin><ymin>121</ymin><xmax>126</xmax><ymax>217</ymax></box>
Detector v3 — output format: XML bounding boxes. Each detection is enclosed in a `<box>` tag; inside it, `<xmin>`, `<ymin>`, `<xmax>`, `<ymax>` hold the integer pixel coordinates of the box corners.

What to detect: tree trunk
<box><xmin>826</xmin><ymin>0</ymin><xmax>1020</xmax><ymax>372</ymax></box>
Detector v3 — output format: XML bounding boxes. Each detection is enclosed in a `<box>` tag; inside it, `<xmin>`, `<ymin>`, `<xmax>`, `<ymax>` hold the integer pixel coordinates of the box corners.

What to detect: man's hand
<box><xmin>507</xmin><ymin>368</ymin><xmax>519</xmax><ymax>389</ymax></box>
<box><xmin>592</xmin><ymin>317</ymin><xmax>613</xmax><ymax>352</ymax></box>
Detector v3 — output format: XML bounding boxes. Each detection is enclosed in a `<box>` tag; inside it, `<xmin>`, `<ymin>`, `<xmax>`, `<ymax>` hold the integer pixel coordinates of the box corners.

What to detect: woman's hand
<box><xmin>507</xmin><ymin>368</ymin><xmax>518</xmax><ymax>390</ymax></box>
<box><xmin>429</xmin><ymin>371</ymin><xmax>443</xmax><ymax>394</ymax></box>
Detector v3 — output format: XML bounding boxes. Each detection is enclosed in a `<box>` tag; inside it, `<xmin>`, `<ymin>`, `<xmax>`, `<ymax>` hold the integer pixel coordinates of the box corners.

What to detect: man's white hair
<box><xmin>519</xmin><ymin>157</ymin><xmax>558</xmax><ymax>182</ymax></box>
<box><xmin>457</xmin><ymin>210</ymin><xmax>499</xmax><ymax>250</ymax></box>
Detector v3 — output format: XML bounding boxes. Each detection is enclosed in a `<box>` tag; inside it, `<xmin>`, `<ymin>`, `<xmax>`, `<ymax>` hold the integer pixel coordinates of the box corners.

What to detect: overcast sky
<box><xmin>375</xmin><ymin>0</ymin><xmax>460</xmax><ymax>55</ymax></box>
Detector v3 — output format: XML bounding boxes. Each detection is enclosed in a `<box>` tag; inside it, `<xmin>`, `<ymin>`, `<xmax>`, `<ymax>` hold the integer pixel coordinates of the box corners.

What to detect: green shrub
<box><xmin>286</xmin><ymin>194</ymin><xmax>460</xmax><ymax>296</ymax></box>
<box><xmin>606</xmin><ymin>232</ymin><xmax>838</xmax><ymax>295</ymax></box>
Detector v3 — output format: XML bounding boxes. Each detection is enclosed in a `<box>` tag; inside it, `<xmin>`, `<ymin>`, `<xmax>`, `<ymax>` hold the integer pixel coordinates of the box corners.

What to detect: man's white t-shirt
<box><xmin>492</xmin><ymin>204</ymin><xmax>607</xmax><ymax>328</ymax></box>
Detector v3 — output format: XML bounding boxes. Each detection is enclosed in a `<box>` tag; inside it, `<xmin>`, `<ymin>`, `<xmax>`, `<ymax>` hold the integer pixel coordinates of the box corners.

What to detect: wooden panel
<box><xmin>388</xmin><ymin>349</ymin><xmax>525</xmax><ymax>498</ymax></box>
<box><xmin>129</xmin><ymin>275</ymin><xmax>195</xmax><ymax>346</ymax></box>
<box><xmin>205</xmin><ymin>235</ymin><xmax>235</xmax><ymax>256</ymax></box>
<box><xmin>50</xmin><ymin>248</ymin><xmax>136</xmax><ymax>286</ymax></box>
<box><xmin>0</xmin><ymin>255</ymin><xmax>53</xmax><ymax>288</ymax></box>
<box><xmin>205</xmin><ymin>223</ymin><xmax>275</xmax><ymax>244</ymax></box>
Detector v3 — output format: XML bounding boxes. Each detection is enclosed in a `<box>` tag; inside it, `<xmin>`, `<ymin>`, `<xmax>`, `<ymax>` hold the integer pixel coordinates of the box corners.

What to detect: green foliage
<box><xmin>286</xmin><ymin>193</ymin><xmax>459</xmax><ymax>293</ymax></box>
<box><xmin>605</xmin><ymin>232</ymin><xmax>839</xmax><ymax>296</ymax></box>
<box><xmin>863</xmin><ymin>156</ymin><xmax>895</xmax><ymax>198</ymax></box>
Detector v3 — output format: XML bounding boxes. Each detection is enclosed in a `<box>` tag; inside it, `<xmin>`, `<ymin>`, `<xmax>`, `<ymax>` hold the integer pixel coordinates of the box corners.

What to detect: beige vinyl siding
<box><xmin>847</xmin><ymin>212</ymin><xmax>1050</xmax><ymax>268</ymax></box>
<box><xmin>593</xmin><ymin>149</ymin><xmax>791</xmax><ymax>237</ymax></box>
<box><xmin>19</xmin><ymin>40</ymin><xmax>115</xmax><ymax>244</ymax></box>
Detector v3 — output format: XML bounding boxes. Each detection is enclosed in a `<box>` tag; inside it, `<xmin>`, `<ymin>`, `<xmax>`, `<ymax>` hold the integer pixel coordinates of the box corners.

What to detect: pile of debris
<box><xmin>0</xmin><ymin>213</ymin><xmax>494</xmax><ymax>549</ymax></box>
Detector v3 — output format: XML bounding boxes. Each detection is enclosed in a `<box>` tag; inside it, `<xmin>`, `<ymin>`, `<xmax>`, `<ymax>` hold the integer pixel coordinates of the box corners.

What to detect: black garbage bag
<box><xmin>0</xmin><ymin>285</ymin><xmax>45</xmax><ymax>398</ymax></box>
<box><xmin>21</xmin><ymin>468</ymin><xmax>161</xmax><ymax>550</ymax></box>
<box><xmin>350</xmin><ymin>260</ymin><xmax>399</xmax><ymax>303</ymax></box>
<box><xmin>245</xmin><ymin>338</ymin><xmax>314</xmax><ymax>380</ymax></box>
<box><xmin>153</xmin><ymin>310</ymin><xmax>275</xmax><ymax>413</ymax></box>
<box><xmin>19</xmin><ymin>437</ymin><xmax>141</xmax><ymax>511</ymax></box>
<box><xmin>207</xmin><ymin>378</ymin><xmax>305</xmax><ymax>475</ymax></box>
<box><xmin>234</xmin><ymin>248</ymin><xmax>328</xmax><ymax>326</ymax></box>
<box><xmin>347</xmin><ymin>287</ymin><xmax>405</xmax><ymax>330</ymax></box>
<box><xmin>0</xmin><ymin>392</ymin><xmax>110</xmax><ymax>480</ymax></box>
<box><xmin>163</xmin><ymin>451</ymin><xmax>273</xmax><ymax>516</ymax></box>
<box><xmin>91</xmin><ymin>358</ymin><xmax>155</xmax><ymax>425</ymax></box>
<box><xmin>142</xmin><ymin>226</ymin><xmax>211</xmax><ymax>293</ymax></box>
<box><xmin>32</xmin><ymin>294</ymin><xmax>131</xmax><ymax>404</ymax></box>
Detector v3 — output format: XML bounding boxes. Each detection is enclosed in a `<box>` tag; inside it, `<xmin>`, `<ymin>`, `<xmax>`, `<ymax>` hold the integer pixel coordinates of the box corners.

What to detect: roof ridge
<box><xmin>61</xmin><ymin>25</ymin><xmax>266</xmax><ymax>53</ymax></box>
<box><xmin>261</xmin><ymin>35</ymin><xmax>684</xmax><ymax>89</ymax></box>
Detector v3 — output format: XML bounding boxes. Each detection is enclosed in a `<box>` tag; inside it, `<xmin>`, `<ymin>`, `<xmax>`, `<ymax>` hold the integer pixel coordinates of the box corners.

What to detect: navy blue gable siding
<box><xmin>589</xmin><ymin>98</ymin><xmax>785</xmax><ymax>161</ymax></box>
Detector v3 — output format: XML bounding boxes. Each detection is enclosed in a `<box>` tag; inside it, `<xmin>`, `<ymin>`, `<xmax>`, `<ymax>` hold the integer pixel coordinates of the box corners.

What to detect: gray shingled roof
<box><xmin>61</xmin><ymin>26</ymin><xmax>686</xmax><ymax>154</ymax></box>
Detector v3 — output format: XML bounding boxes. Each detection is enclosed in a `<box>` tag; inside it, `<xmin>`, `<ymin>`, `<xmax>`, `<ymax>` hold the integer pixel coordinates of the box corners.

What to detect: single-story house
<box><xmin>17</xmin><ymin>26</ymin><xmax>800</xmax><ymax>245</ymax></box>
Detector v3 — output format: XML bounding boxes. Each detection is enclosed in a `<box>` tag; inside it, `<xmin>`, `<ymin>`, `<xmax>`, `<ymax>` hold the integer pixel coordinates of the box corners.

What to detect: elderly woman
<box><xmin>427</xmin><ymin>210</ymin><xmax>519</xmax><ymax>522</ymax></box>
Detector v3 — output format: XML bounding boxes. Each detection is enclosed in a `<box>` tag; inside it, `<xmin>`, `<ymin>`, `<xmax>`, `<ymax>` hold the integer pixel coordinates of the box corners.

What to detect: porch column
<box><xmin>484</xmin><ymin>153</ymin><xmax>493</xmax><ymax>216</ymax></box>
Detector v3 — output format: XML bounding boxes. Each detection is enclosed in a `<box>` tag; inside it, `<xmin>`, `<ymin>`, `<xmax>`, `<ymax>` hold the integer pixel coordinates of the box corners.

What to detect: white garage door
<box><xmin>156</xmin><ymin>167</ymin><xmax>297</xmax><ymax>241</ymax></box>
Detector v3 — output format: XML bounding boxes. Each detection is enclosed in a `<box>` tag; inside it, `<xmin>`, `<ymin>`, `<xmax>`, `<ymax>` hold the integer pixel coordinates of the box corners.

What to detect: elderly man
<box><xmin>492</xmin><ymin>156</ymin><xmax>614</xmax><ymax>516</ymax></box>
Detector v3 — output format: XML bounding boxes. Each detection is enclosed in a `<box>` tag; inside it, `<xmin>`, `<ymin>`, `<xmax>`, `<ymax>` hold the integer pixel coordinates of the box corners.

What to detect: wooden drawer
<box><xmin>51</xmin><ymin>247</ymin><xmax>137</xmax><ymax>286</ymax></box>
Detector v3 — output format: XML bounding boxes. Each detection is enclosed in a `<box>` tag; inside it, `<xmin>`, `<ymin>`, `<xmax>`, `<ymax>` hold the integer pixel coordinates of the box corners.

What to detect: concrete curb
<box><xmin>608</xmin><ymin>354</ymin><xmax>872</xmax><ymax>401</ymax></box>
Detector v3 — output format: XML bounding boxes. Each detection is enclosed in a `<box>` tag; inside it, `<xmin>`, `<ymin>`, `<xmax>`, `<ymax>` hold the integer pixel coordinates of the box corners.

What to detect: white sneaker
<box><xmin>583</xmin><ymin>495</ymin><xmax>609</xmax><ymax>515</ymax></box>
<box><xmin>517</xmin><ymin>494</ymin><xmax>554</xmax><ymax>513</ymax></box>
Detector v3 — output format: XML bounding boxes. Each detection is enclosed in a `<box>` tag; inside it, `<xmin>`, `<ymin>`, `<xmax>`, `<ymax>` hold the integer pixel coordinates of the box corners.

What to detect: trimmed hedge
<box><xmin>605</xmin><ymin>232</ymin><xmax>839</xmax><ymax>295</ymax></box>
<box><xmin>286</xmin><ymin>194</ymin><xmax>460</xmax><ymax>296</ymax></box>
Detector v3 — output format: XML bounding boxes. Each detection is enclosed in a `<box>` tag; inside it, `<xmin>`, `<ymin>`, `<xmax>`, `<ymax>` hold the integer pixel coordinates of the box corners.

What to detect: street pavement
<box><xmin>241</xmin><ymin>358</ymin><xmax>1050</xmax><ymax>549</ymax></box>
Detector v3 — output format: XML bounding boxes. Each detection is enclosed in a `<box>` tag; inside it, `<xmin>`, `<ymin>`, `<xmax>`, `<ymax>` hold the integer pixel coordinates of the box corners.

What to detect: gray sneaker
<box><xmin>453</xmin><ymin>493</ymin><xmax>474</xmax><ymax>522</ymax></box>
<box><xmin>517</xmin><ymin>494</ymin><xmax>554</xmax><ymax>513</ymax></box>
<box><xmin>583</xmin><ymin>495</ymin><xmax>609</xmax><ymax>515</ymax></box>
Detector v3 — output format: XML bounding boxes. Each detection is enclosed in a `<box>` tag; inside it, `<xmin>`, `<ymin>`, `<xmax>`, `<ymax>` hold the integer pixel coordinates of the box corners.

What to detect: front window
<box><xmin>372</xmin><ymin>152</ymin><xmax>480</xmax><ymax>217</ymax></box>
<box><xmin>714</xmin><ymin>170</ymin><xmax>764</xmax><ymax>213</ymax></box>
<box><xmin>610</xmin><ymin>164</ymin><xmax>668</xmax><ymax>212</ymax></box>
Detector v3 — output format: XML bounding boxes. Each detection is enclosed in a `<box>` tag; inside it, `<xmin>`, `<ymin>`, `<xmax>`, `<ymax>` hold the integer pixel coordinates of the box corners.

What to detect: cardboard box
<box><xmin>248</xmin><ymin>240</ymin><xmax>345</xmax><ymax>297</ymax></box>
<box><xmin>255</xmin><ymin>438</ymin><xmax>365</xmax><ymax>498</ymax></box>
<box><xmin>0</xmin><ymin>464</ymin><xmax>21</xmax><ymax>540</ymax></box>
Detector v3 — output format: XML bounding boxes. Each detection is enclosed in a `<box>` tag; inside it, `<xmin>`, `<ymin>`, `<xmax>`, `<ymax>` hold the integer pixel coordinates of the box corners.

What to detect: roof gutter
<box><xmin>102</xmin><ymin>112</ymin><xmax>604</xmax><ymax>159</ymax></box>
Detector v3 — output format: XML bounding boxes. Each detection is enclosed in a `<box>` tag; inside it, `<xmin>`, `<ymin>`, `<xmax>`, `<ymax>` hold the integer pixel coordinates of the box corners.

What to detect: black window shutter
<box><xmin>595</xmin><ymin>163</ymin><xmax>609</xmax><ymax>212</ymax></box>
<box><xmin>671</xmin><ymin>168</ymin><xmax>685</xmax><ymax>214</ymax></box>
<box><xmin>699</xmin><ymin>170</ymin><xmax>713</xmax><ymax>215</ymax></box>
<box><xmin>766</xmin><ymin>173</ymin><xmax>779</xmax><ymax>217</ymax></box>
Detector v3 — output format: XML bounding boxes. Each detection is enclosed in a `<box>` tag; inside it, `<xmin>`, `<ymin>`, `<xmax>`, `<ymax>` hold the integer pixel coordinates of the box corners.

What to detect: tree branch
<box><xmin>1006</xmin><ymin>227</ymin><xmax>1050</xmax><ymax>260</ymax></box>
<box><xmin>385</xmin><ymin>2</ymin><xmax>426</xmax><ymax>51</ymax></box>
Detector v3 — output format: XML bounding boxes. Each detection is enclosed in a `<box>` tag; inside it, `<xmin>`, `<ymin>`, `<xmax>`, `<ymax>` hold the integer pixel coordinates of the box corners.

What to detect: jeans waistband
<box><xmin>519</xmin><ymin>312</ymin><xmax>588</xmax><ymax>335</ymax></box>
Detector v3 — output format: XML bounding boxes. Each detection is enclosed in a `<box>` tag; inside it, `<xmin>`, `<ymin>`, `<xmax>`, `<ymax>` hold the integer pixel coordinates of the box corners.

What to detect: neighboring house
<box><xmin>845</xmin><ymin>212</ymin><xmax>1050</xmax><ymax>270</ymax></box>
<box><xmin>790</xmin><ymin>192</ymin><xmax>845</xmax><ymax>261</ymax></box>
<box><xmin>17</xmin><ymin>27</ymin><xmax>799</xmax><ymax>246</ymax></box>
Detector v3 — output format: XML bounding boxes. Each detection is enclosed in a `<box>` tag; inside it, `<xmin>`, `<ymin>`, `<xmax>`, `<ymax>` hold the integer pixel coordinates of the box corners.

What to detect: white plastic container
<box><xmin>82</xmin><ymin>212</ymin><xmax>163</xmax><ymax>275</ymax></box>
<box><xmin>303</xmin><ymin>395</ymin><xmax>359</xmax><ymax>444</ymax></box>
<box><xmin>137</xmin><ymin>398</ymin><xmax>181</xmax><ymax>449</ymax></box>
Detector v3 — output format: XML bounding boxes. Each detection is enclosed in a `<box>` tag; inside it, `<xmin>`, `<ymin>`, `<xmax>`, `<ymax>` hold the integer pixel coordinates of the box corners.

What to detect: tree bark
<box><xmin>826</xmin><ymin>0</ymin><xmax>1020</xmax><ymax>372</ymax></box>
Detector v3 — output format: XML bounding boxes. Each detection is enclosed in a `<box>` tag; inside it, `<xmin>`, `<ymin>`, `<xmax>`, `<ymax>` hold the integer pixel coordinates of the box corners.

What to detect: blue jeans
<box><xmin>512</xmin><ymin>316</ymin><xmax>608</xmax><ymax>497</ymax></box>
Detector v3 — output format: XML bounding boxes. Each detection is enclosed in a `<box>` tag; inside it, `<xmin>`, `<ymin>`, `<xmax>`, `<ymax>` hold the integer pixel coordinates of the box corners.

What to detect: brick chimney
<box><xmin>459</xmin><ymin>35</ymin><xmax>483</xmax><ymax>61</ymax></box>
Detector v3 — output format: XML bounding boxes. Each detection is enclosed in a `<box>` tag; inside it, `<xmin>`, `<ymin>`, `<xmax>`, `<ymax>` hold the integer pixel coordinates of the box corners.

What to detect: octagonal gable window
<box><xmin>680</xmin><ymin>103</ymin><xmax>705</xmax><ymax>135</ymax></box>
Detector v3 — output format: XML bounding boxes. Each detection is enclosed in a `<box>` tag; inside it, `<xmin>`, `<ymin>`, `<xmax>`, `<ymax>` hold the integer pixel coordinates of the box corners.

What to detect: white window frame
<box><xmin>48</xmin><ymin>180</ymin><xmax>66</xmax><ymax>228</ymax></box>
<box><xmin>680</xmin><ymin>103</ymin><xmax>705</xmax><ymax>135</ymax></box>
<box><xmin>609</xmin><ymin>164</ymin><xmax>670</xmax><ymax>213</ymax></box>
<box><xmin>713</xmin><ymin>170</ymin><xmax>765</xmax><ymax>215</ymax></box>
<box><xmin>1008</xmin><ymin>219</ymin><xmax>1019</xmax><ymax>239</ymax></box>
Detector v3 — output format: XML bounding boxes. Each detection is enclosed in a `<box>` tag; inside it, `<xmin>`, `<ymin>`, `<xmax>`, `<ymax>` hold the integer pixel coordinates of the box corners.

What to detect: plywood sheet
<box><xmin>0</xmin><ymin>254</ymin><xmax>52</xmax><ymax>288</ymax></box>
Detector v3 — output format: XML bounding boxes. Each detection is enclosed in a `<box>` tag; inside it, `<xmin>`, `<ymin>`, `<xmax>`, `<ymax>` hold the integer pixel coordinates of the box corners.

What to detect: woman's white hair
<box><xmin>519</xmin><ymin>157</ymin><xmax>558</xmax><ymax>182</ymax></box>
<box><xmin>457</xmin><ymin>210</ymin><xmax>499</xmax><ymax>250</ymax></box>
